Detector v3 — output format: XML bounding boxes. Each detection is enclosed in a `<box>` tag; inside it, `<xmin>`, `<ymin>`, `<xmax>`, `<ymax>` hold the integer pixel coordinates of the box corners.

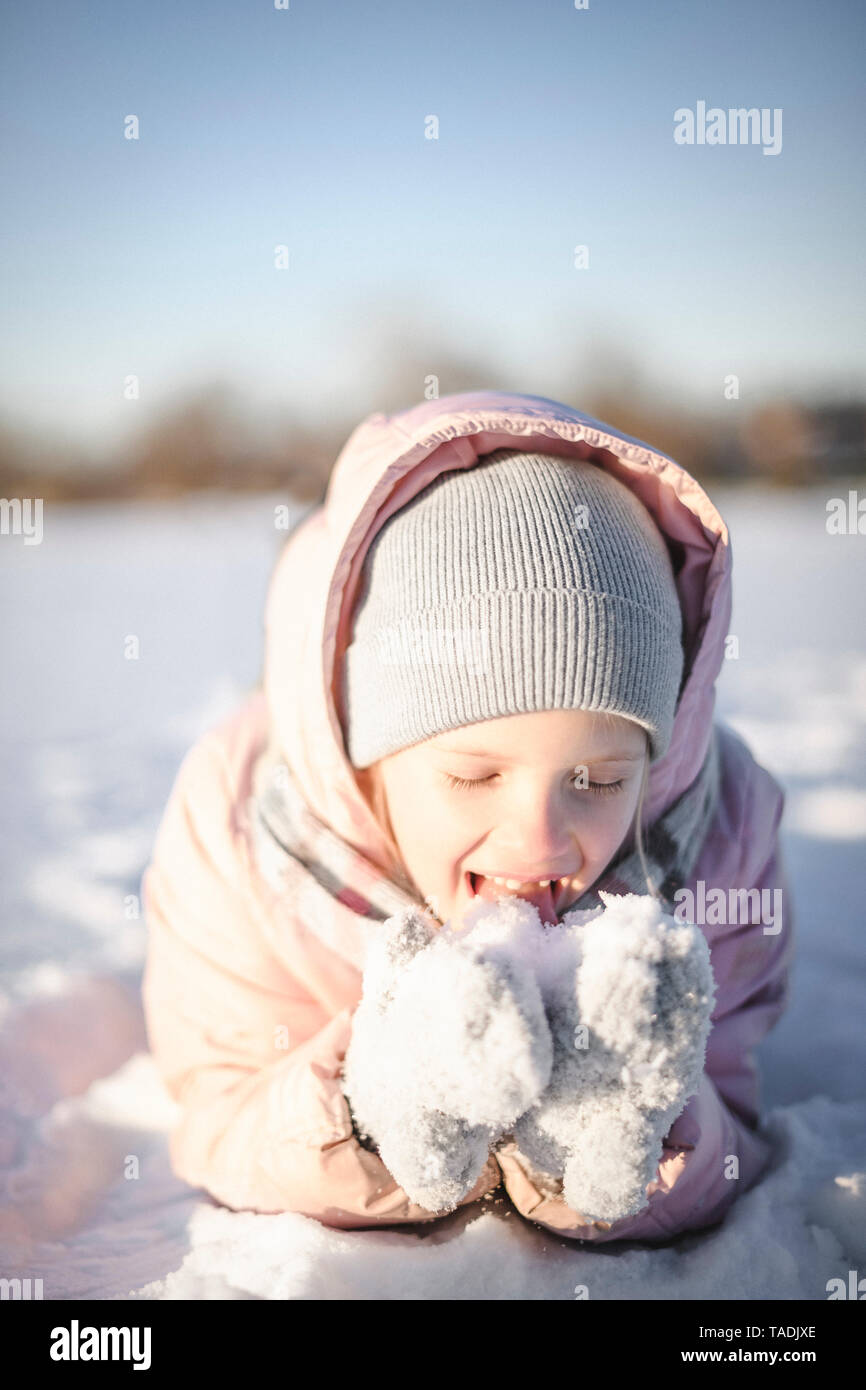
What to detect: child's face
<box><xmin>355</xmin><ymin>708</ymin><xmax>649</xmax><ymax>930</ymax></box>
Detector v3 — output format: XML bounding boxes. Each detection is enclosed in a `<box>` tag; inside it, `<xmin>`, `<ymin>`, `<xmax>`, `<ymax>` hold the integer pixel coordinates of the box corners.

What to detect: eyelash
<box><xmin>443</xmin><ymin>773</ymin><xmax>625</xmax><ymax>797</ymax></box>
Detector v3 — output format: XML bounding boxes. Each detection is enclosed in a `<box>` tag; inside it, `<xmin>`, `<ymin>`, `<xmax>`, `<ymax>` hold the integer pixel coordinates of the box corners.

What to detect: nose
<box><xmin>495</xmin><ymin>787</ymin><xmax>582</xmax><ymax>877</ymax></box>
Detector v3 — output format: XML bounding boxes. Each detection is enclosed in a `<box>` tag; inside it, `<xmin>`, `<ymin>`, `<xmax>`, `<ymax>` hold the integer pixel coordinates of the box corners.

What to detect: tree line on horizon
<box><xmin>2</xmin><ymin>367</ymin><xmax>863</xmax><ymax>503</ymax></box>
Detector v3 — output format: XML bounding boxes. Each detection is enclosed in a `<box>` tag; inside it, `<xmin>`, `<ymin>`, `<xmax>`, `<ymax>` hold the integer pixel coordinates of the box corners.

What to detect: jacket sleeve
<box><xmin>141</xmin><ymin>728</ymin><xmax>500</xmax><ymax>1229</ymax></box>
<box><xmin>495</xmin><ymin>750</ymin><xmax>795</xmax><ymax>1244</ymax></box>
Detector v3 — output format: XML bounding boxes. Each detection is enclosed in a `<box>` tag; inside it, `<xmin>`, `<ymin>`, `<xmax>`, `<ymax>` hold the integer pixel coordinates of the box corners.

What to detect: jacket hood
<box><xmin>262</xmin><ymin>390</ymin><xmax>732</xmax><ymax>878</ymax></box>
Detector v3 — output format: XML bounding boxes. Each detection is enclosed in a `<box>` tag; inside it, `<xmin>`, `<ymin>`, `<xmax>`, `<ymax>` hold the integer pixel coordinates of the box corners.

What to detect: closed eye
<box><xmin>443</xmin><ymin>773</ymin><xmax>625</xmax><ymax>796</ymax></box>
<box><xmin>443</xmin><ymin>773</ymin><xmax>496</xmax><ymax>792</ymax></box>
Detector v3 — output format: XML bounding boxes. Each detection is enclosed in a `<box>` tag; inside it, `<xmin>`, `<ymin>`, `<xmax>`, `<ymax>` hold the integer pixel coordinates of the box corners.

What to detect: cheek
<box><xmin>574</xmin><ymin>792</ymin><xmax>639</xmax><ymax>857</ymax></box>
<box><xmin>384</xmin><ymin>779</ymin><xmax>468</xmax><ymax>874</ymax></box>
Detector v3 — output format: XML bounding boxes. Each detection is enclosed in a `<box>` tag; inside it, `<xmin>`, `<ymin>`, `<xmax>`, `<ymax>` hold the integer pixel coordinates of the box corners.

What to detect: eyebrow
<box><xmin>429</xmin><ymin>744</ymin><xmax>645</xmax><ymax>763</ymax></box>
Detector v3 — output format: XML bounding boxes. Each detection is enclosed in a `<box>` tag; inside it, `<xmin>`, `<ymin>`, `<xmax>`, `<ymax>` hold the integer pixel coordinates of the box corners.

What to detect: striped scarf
<box><xmin>248</xmin><ymin>725</ymin><xmax>721</xmax><ymax>953</ymax></box>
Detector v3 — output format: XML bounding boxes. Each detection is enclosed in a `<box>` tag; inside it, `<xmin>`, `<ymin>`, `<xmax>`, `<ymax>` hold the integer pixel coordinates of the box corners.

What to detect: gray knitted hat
<box><xmin>341</xmin><ymin>448</ymin><xmax>684</xmax><ymax>769</ymax></box>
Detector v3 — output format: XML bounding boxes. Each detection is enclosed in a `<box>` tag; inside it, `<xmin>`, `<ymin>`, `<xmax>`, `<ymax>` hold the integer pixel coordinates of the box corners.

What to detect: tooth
<box><xmin>480</xmin><ymin>875</ymin><xmax>569</xmax><ymax>892</ymax></box>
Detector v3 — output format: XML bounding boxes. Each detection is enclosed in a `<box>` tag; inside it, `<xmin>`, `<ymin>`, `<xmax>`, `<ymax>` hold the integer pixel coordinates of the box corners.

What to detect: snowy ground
<box><xmin>1</xmin><ymin>483</ymin><xmax>864</xmax><ymax>1300</ymax></box>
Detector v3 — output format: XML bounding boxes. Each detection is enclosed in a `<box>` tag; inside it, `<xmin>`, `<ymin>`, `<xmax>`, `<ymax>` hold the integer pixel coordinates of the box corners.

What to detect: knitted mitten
<box><xmin>510</xmin><ymin>892</ymin><xmax>716</xmax><ymax>1223</ymax></box>
<box><xmin>341</xmin><ymin>902</ymin><xmax>553</xmax><ymax>1212</ymax></box>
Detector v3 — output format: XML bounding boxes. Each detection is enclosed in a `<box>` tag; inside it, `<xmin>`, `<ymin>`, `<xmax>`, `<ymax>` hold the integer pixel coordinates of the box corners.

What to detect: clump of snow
<box><xmin>341</xmin><ymin>903</ymin><xmax>553</xmax><ymax>1211</ymax></box>
<box><xmin>342</xmin><ymin>891</ymin><xmax>714</xmax><ymax>1224</ymax></box>
<box><xmin>511</xmin><ymin>892</ymin><xmax>715</xmax><ymax>1222</ymax></box>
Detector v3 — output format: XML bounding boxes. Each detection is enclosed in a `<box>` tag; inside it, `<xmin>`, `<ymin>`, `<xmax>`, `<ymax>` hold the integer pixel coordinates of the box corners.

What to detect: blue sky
<box><xmin>2</xmin><ymin>0</ymin><xmax>864</xmax><ymax>455</ymax></box>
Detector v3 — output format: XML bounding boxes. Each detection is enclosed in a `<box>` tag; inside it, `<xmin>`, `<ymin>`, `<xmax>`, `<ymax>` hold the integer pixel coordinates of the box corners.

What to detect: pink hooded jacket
<box><xmin>141</xmin><ymin>390</ymin><xmax>794</xmax><ymax>1242</ymax></box>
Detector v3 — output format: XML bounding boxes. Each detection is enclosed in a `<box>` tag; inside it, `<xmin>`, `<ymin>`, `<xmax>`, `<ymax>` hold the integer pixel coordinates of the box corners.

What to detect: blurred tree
<box><xmin>738</xmin><ymin>400</ymin><xmax>815</xmax><ymax>486</ymax></box>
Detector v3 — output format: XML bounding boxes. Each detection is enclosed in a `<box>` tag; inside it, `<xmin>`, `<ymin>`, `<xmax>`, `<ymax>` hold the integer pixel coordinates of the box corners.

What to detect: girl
<box><xmin>141</xmin><ymin>389</ymin><xmax>794</xmax><ymax>1243</ymax></box>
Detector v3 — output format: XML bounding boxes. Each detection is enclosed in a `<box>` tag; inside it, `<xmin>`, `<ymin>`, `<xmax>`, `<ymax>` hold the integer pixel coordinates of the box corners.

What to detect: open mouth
<box><xmin>466</xmin><ymin>870</ymin><xmax>577</xmax><ymax>926</ymax></box>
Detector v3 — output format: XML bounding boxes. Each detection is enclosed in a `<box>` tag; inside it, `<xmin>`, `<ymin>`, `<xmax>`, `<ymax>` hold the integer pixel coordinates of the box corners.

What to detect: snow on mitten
<box><xmin>341</xmin><ymin>899</ymin><xmax>553</xmax><ymax>1212</ymax></box>
<box><xmin>511</xmin><ymin>892</ymin><xmax>716</xmax><ymax>1223</ymax></box>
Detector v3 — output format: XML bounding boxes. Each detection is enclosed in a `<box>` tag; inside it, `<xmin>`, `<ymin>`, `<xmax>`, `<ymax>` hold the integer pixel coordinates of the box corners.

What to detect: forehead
<box><xmin>425</xmin><ymin>707</ymin><xmax>648</xmax><ymax>760</ymax></box>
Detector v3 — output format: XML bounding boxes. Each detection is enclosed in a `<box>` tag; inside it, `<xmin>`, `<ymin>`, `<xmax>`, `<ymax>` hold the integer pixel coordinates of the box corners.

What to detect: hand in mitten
<box><xmin>340</xmin><ymin>901</ymin><xmax>554</xmax><ymax>1213</ymax></box>
<box><xmin>510</xmin><ymin>891</ymin><xmax>716</xmax><ymax>1224</ymax></box>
